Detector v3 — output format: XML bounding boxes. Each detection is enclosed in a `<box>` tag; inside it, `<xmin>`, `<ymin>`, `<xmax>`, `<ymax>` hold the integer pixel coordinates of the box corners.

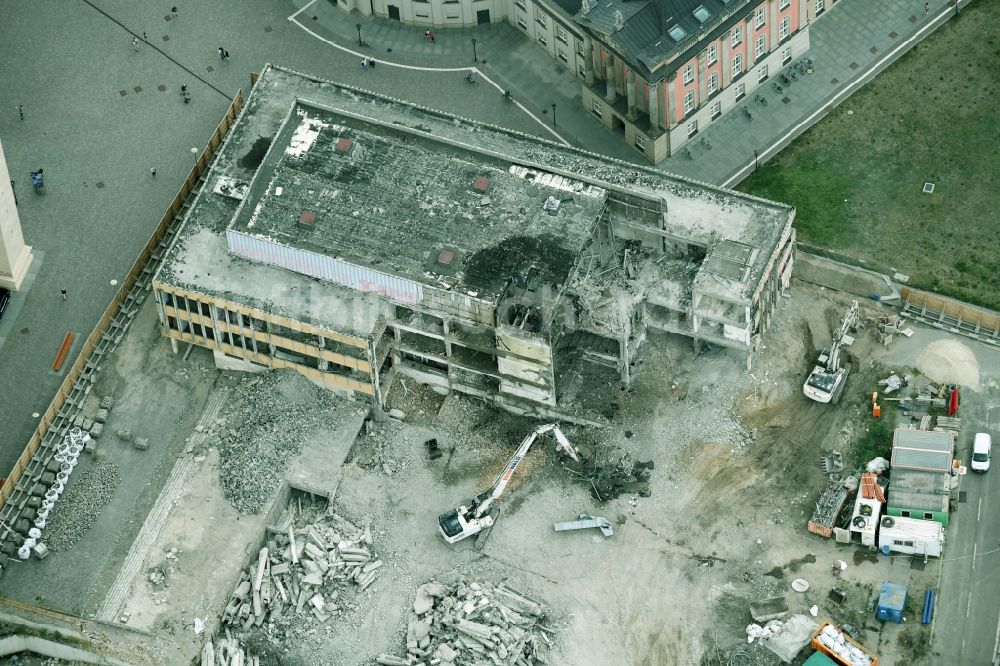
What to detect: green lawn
<box><xmin>738</xmin><ymin>0</ymin><xmax>1000</xmax><ymax>311</ymax></box>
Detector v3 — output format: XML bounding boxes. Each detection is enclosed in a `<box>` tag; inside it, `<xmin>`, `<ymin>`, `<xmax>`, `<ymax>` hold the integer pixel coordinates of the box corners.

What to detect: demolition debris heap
<box><xmin>154</xmin><ymin>65</ymin><xmax>794</xmax><ymax>419</ymax></box>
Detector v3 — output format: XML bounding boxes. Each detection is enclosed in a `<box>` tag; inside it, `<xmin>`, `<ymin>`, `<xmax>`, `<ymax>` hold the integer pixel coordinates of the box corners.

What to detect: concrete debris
<box><xmin>217</xmin><ymin>509</ymin><xmax>382</xmax><ymax>661</ymax></box>
<box><xmin>553</xmin><ymin>514</ymin><xmax>614</xmax><ymax>537</ymax></box>
<box><xmin>44</xmin><ymin>461</ymin><xmax>120</xmax><ymax>552</ymax></box>
<box><xmin>116</xmin><ymin>427</ymin><xmax>132</xmax><ymax>442</ymax></box>
<box><xmin>381</xmin><ymin>579</ymin><xmax>551</xmax><ymax>666</ymax></box>
<box><xmin>133</xmin><ymin>437</ymin><xmax>149</xmax><ymax>451</ymax></box>
<box><xmin>218</xmin><ymin>372</ymin><xmax>346</xmax><ymax>514</ymax></box>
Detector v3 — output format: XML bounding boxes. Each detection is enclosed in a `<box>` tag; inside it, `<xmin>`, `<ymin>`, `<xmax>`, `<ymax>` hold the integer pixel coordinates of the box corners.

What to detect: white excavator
<box><xmin>803</xmin><ymin>300</ymin><xmax>860</xmax><ymax>404</ymax></box>
<box><xmin>438</xmin><ymin>423</ymin><xmax>583</xmax><ymax>545</ymax></box>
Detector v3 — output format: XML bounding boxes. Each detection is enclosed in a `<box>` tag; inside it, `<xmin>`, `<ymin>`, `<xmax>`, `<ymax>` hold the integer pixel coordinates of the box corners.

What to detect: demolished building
<box><xmin>152</xmin><ymin>65</ymin><xmax>795</xmax><ymax>420</ymax></box>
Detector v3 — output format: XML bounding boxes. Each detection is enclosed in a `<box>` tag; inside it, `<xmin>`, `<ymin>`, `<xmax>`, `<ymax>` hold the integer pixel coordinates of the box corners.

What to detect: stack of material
<box><xmin>201</xmin><ymin>631</ymin><xmax>262</xmax><ymax>666</ymax></box>
<box><xmin>377</xmin><ymin>579</ymin><xmax>551</xmax><ymax>666</ymax></box>
<box><xmin>221</xmin><ymin>512</ymin><xmax>382</xmax><ymax>630</ymax></box>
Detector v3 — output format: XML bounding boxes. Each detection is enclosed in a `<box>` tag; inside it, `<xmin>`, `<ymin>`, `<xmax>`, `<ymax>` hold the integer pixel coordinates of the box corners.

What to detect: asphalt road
<box><xmin>931</xmin><ymin>388</ymin><xmax>1000</xmax><ymax>666</ymax></box>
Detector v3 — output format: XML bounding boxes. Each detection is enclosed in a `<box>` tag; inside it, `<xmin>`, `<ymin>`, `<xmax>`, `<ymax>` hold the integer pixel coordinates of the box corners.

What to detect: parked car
<box><xmin>971</xmin><ymin>432</ymin><xmax>992</xmax><ymax>472</ymax></box>
<box><xmin>0</xmin><ymin>288</ymin><xmax>10</xmax><ymax>322</ymax></box>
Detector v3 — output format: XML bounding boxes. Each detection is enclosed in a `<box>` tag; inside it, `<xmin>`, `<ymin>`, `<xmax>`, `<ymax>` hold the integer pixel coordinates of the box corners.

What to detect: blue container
<box><xmin>921</xmin><ymin>589</ymin><xmax>936</xmax><ymax>625</ymax></box>
<box><xmin>877</xmin><ymin>582</ymin><xmax>908</xmax><ymax>623</ymax></box>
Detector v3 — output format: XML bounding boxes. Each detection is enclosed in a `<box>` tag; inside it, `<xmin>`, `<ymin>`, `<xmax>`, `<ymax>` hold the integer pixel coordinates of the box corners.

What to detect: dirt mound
<box><xmin>916</xmin><ymin>339</ymin><xmax>980</xmax><ymax>390</ymax></box>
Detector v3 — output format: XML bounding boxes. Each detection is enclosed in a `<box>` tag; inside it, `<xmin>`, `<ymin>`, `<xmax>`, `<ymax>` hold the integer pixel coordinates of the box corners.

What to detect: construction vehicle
<box><xmin>804</xmin><ymin>300</ymin><xmax>860</xmax><ymax>404</ymax></box>
<box><xmin>438</xmin><ymin>424</ymin><xmax>583</xmax><ymax>545</ymax></box>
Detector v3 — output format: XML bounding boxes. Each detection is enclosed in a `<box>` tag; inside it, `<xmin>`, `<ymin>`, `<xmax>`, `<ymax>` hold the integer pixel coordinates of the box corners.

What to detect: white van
<box><xmin>971</xmin><ymin>433</ymin><xmax>992</xmax><ymax>472</ymax></box>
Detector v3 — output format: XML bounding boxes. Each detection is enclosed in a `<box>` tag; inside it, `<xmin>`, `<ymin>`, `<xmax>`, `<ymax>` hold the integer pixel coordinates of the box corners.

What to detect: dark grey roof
<box><xmin>548</xmin><ymin>0</ymin><xmax>584</xmax><ymax>20</ymax></box>
<box><xmin>575</xmin><ymin>0</ymin><xmax>755</xmax><ymax>82</ymax></box>
<box><xmin>887</xmin><ymin>469</ymin><xmax>950</xmax><ymax>513</ymax></box>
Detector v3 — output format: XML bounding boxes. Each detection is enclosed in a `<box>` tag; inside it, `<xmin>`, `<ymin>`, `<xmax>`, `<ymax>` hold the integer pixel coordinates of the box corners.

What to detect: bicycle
<box><xmin>502</xmin><ymin>91</ymin><xmax>515</xmax><ymax>104</ymax></box>
<box><xmin>464</xmin><ymin>73</ymin><xmax>479</xmax><ymax>86</ymax></box>
<box><xmin>755</xmin><ymin>93</ymin><xmax>768</xmax><ymax>107</ymax></box>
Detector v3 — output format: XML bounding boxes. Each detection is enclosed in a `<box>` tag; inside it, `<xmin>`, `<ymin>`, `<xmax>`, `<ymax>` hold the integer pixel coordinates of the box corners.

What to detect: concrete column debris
<box><xmin>382</xmin><ymin>578</ymin><xmax>552</xmax><ymax>665</ymax></box>
<box><xmin>217</xmin><ymin>510</ymin><xmax>384</xmax><ymax>663</ymax></box>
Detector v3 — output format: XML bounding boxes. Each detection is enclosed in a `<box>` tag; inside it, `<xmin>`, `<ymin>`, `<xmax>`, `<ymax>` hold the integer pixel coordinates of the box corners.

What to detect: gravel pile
<box><xmin>218</xmin><ymin>371</ymin><xmax>345</xmax><ymax>514</ymax></box>
<box><xmin>44</xmin><ymin>461</ymin><xmax>120</xmax><ymax>552</ymax></box>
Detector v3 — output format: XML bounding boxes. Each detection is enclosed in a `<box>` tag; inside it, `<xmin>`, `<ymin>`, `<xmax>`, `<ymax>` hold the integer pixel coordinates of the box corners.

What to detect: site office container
<box><xmin>810</xmin><ymin>622</ymin><xmax>879</xmax><ymax>666</ymax></box>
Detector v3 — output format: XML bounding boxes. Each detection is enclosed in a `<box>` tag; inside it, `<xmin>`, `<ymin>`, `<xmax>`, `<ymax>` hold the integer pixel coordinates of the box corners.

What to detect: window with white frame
<box><xmin>578</xmin><ymin>64</ymin><xmax>586</xmax><ymax>77</ymax></box>
<box><xmin>518</xmin><ymin>16</ymin><xmax>528</xmax><ymax>30</ymax></box>
<box><xmin>557</xmin><ymin>26</ymin><xmax>568</xmax><ymax>43</ymax></box>
<box><xmin>781</xmin><ymin>45</ymin><xmax>792</xmax><ymax>65</ymax></box>
<box><xmin>683</xmin><ymin>90</ymin><xmax>695</xmax><ymax>114</ymax></box>
<box><xmin>731</xmin><ymin>53</ymin><xmax>743</xmax><ymax>78</ymax></box>
<box><xmin>687</xmin><ymin>120</ymin><xmax>698</xmax><ymax>137</ymax></box>
<box><xmin>779</xmin><ymin>0</ymin><xmax>790</xmax><ymax>8</ymax></box>
<box><xmin>754</xmin><ymin>5</ymin><xmax>766</xmax><ymax>29</ymax></box>
<box><xmin>755</xmin><ymin>35</ymin><xmax>766</xmax><ymax>58</ymax></box>
<box><xmin>634</xmin><ymin>134</ymin><xmax>646</xmax><ymax>151</ymax></box>
<box><xmin>779</xmin><ymin>16</ymin><xmax>790</xmax><ymax>40</ymax></box>
<box><xmin>683</xmin><ymin>63</ymin><xmax>694</xmax><ymax>85</ymax></box>
<box><xmin>708</xmin><ymin>72</ymin><xmax>719</xmax><ymax>94</ymax></box>
<box><xmin>734</xmin><ymin>81</ymin><xmax>745</xmax><ymax>100</ymax></box>
<box><xmin>707</xmin><ymin>43</ymin><xmax>718</xmax><ymax>66</ymax></box>
<box><xmin>514</xmin><ymin>0</ymin><xmax>525</xmax><ymax>8</ymax></box>
<box><xmin>591</xmin><ymin>99</ymin><xmax>603</xmax><ymax>118</ymax></box>
<box><xmin>558</xmin><ymin>48</ymin><xmax>568</xmax><ymax>62</ymax></box>
<box><xmin>577</xmin><ymin>42</ymin><xmax>585</xmax><ymax>56</ymax></box>
<box><xmin>731</xmin><ymin>25</ymin><xmax>742</xmax><ymax>48</ymax></box>
<box><xmin>535</xmin><ymin>10</ymin><xmax>547</xmax><ymax>28</ymax></box>
<box><xmin>758</xmin><ymin>64</ymin><xmax>768</xmax><ymax>82</ymax></box>
<box><xmin>538</xmin><ymin>34</ymin><xmax>547</xmax><ymax>46</ymax></box>
<box><xmin>815</xmin><ymin>0</ymin><xmax>824</xmax><ymax>13</ymax></box>
<box><xmin>710</xmin><ymin>100</ymin><xmax>721</xmax><ymax>118</ymax></box>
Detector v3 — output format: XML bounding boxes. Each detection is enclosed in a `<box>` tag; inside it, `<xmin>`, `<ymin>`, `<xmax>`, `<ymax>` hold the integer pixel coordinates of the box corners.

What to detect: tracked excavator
<box><xmin>803</xmin><ymin>300</ymin><xmax>860</xmax><ymax>404</ymax></box>
<box><xmin>438</xmin><ymin>424</ymin><xmax>583</xmax><ymax>545</ymax></box>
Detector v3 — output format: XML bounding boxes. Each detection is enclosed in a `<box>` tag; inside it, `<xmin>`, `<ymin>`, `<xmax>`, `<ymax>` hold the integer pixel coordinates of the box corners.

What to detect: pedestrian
<box><xmin>218</xmin><ymin>47</ymin><xmax>225</xmax><ymax>60</ymax></box>
<box><xmin>424</xmin><ymin>30</ymin><xmax>431</xmax><ymax>40</ymax></box>
<box><xmin>16</xmin><ymin>105</ymin><xmax>23</xmax><ymax>120</ymax></box>
<box><xmin>361</xmin><ymin>57</ymin><xmax>369</xmax><ymax>69</ymax></box>
<box><xmin>171</xmin><ymin>6</ymin><xmax>178</xmax><ymax>16</ymax></box>
<box><xmin>224</xmin><ymin>50</ymin><xmax>230</xmax><ymax>61</ymax></box>
<box><xmin>924</xmin><ymin>2</ymin><xmax>929</xmax><ymax>12</ymax></box>
<box><xmin>143</xmin><ymin>31</ymin><xmax>148</xmax><ymax>41</ymax></box>
<box><xmin>150</xmin><ymin>167</ymin><xmax>157</xmax><ymax>177</ymax></box>
<box><xmin>132</xmin><ymin>36</ymin><xmax>139</xmax><ymax>51</ymax></box>
<box><xmin>61</xmin><ymin>289</ymin><xmax>67</xmax><ymax>301</ymax></box>
<box><xmin>429</xmin><ymin>31</ymin><xmax>435</xmax><ymax>43</ymax></box>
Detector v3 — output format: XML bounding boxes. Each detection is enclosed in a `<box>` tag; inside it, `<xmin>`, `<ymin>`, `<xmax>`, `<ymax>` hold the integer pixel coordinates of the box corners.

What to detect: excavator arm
<box><xmin>439</xmin><ymin>423</ymin><xmax>581</xmax><ymax>544</ymax></box>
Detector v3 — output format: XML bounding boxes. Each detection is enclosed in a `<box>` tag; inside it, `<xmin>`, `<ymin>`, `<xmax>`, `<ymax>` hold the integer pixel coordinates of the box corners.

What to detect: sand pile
<box><xmin>917</xmin><ymin>340</ymin><xmax>980</xmax><ymax>390</ymax></box>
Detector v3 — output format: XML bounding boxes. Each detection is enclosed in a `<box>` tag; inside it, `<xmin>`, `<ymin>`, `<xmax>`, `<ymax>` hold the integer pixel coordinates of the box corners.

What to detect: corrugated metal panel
<box><xmin>893</xmin><ymin>429</ymin><xmax>954</xmax><ymax>452</ymax></box>
<box><xmin>227</xmin><ymin>230</ymin><xmax>423</xmax><ymax>305</ymax></box>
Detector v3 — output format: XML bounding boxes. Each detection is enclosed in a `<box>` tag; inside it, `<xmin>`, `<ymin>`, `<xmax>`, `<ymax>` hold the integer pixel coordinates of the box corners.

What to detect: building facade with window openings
<box><xmin>153</xmin><ymin>65</ymin><xmax>795</xmax><ymax>423</ymax></box>
<box><xmin>576</xmin><ymin>0</ymin><xmax>838</xmax><ymax>163</ymax></box>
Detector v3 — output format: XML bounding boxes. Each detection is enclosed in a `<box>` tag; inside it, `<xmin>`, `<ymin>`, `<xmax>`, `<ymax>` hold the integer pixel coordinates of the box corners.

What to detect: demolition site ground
<box><xmin>0</xmin><ymin>278</ymin><xmax>981</xmax><ymax>666</ymax></box>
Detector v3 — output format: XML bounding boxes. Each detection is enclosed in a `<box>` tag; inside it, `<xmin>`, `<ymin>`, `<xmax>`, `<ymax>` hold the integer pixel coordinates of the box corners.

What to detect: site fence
<box><xmin>0</xmin><ymin>90</ymin><xmax>246</xmax><ymax>517</ymax></box>
<box><xmin>900</xmin><ymin>286</ymin><xmax>1000</xmax><ymax>347</ymax></box>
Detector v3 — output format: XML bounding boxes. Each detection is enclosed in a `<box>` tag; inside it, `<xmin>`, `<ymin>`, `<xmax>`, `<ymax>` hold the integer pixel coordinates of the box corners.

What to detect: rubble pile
<box><xmin>221</xmin><ymin>512</ymin><xmax>382</xmax><ymax>636</ymax></box>
<box><xmin>44</xmin><ymin>461</ymin><xmax>120</xmax><ymax>551</ymax></box>
<box><xmin>218</xmin><ymin>372</ymin><xmax>345</xmax><ymax>514</ymax></box>
<box><xmin>377</xmin><ymin>580</ymin><xmax>552</xmax><ymax>666</ymax></box>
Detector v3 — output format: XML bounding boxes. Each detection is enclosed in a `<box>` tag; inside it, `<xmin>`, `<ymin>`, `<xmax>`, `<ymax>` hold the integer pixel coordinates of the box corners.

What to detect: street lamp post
<box><xmin>753</xmin><ymin>149</ymin><xmax>759</xmax><ymax>172</ymax></box>
<box><xmin>191</xmin><ymin>147</ymin><xmax>199</xmax><ymax>164</ymax></box>
<box><xmin>356</xmin><ymin>23</ymin><xmax>363</xmax><ymax>46</ymax></box>
<box><xmin>472</xmin><ymin>38</ymin><xmax>477</xmax><ymax>62</ymax></box>
<box><xmin>551</xmin><ymin>103</ymin><xmax>557</xmax><ymax>127</ymax></box>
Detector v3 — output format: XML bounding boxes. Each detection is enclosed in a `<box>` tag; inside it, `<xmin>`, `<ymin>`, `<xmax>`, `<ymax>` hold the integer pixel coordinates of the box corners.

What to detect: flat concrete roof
<box><xmin>156</xmin><ymin>64</ymin><xmax>792</xmax><ymax>332</ymax></box>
